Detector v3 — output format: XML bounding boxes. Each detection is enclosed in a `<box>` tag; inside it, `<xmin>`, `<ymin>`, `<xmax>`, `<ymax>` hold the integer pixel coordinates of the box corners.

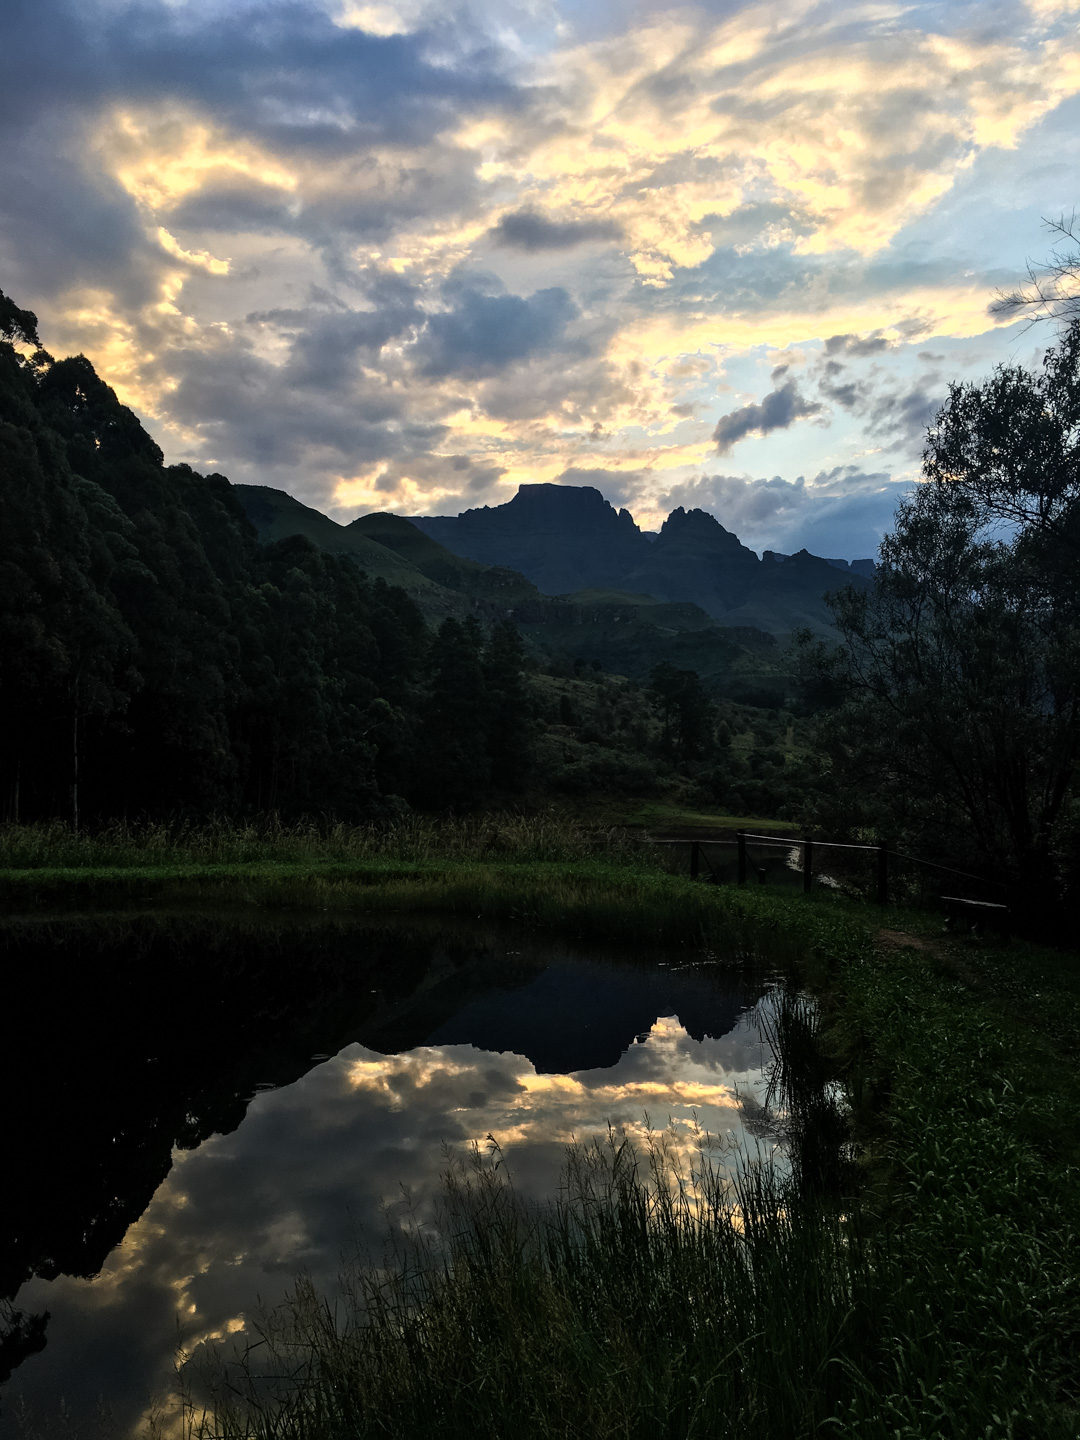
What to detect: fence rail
<box><xmin>649</xmin><ymin>831</ymin><xmax>1005</xmax><ymax>907</ymax></box>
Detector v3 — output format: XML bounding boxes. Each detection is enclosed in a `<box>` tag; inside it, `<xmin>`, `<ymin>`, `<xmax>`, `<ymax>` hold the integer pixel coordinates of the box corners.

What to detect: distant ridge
<box><xmin>412</xmin><ymin>483</ymin><xmax>647</xmax><ymax>595</ymax></box>
<box><xmin>235</xmin><ymin>486</ymin><xmax>537</xmax><ymax>623</ymax></box>
<box><xmin>411</xmin><ymin>483</ymin><xmax>874</xmax><ymax>633</ymax></box>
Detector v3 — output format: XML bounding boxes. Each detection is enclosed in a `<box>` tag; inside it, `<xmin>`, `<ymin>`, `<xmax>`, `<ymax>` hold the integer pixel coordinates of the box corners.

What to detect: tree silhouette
<box><xmin>648</xmin><ymin>662</ymin><xmax>713</xmax><ymax>766</ymax></box>
<box><xmin>818</xmin><ymin>321</ymin><xmax>1080</xmax><ymax>908</ymax></box>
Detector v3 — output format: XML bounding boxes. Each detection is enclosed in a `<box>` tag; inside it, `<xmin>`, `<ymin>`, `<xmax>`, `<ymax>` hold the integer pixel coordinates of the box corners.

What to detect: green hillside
<box><xmin>514</xmin><ymin>593</ymin><xmax>794</xmax><ymax>704</ymax></box>
<box><xmin>351</xmin><ymin>511</ymin><xmax>537</xmax><ymax>606</ymax></box>
<box><xmin>236</xmin><ymin>486</ymin><xmax>435</xmax><ymax>593</ymax></box>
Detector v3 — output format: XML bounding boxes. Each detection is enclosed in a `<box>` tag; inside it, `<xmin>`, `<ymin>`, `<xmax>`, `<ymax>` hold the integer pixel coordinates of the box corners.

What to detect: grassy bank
<box><xmin>0</xmin><ymin>814</ymin><xmax>630</xmax><ymax>871</ymax></box>
<box><xmin>179</xmin><ymin>893</ymin><xmax>1080</xmax><ymax>1439</ymax></box>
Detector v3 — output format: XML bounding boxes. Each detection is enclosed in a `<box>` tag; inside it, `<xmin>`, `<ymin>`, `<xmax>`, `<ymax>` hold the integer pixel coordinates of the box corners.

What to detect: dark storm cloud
<box><xmin>164</xmin><ymin>334</ymin><xmax>445</xmax><ymax>473</ymax></box>
<box><xmin>166</xmin><ymin>176</ymin><xmax>298</xmax><ymax>235</ymax></box>
<box><xmin>0</xmin><ymin>0</ymin><xmax>518</xmax><ymax>151</ymax></box>
<box><xmin>164</xmin><ymin>158</ymin><xmax>485</xmax><ymax>245</ymax></box>
<box><xmin>0</xmin><ymin>0</ymin><xmax>520</xmax><ymax>301</ymax></box>
<box><xmin>869</xmin><ymin>377</ymin><xmax>946</xmax><ymax>448</ymax></box>
<box><xmin>550</xmin><ymin>466</ymin><xmax>649</xmax><ymax>509</ymax></box>
<box><xmin>824</xmin><ymin>331</ymin><xmax>896</xmax><ymax>357</ymax></box>
<box><xmin>0</xmin><ymin>134</ymin><xmax>159</xmax><ymax>302</ymax></box>
<box><xmin>808</xmin><ymin>341</ymin><xmax>947</xmax><ymax>451</ymax></box>
<box><xmin>273</xmin><ymin>284</ymin><xmax>424</xmax><ymax>391</ymax></box>
<box><xmin>418</xmin><ymin>283</ymin><xmax>581</xmax><ymax>377</ymax></box>
<box><xmin>712</xmin><ymin>376</ymin><xmax>822</xmax><ymax>454</ymax></box>
<box><xmin>489</xmin><ymin>208</ymin><xmax>624</xmax><ymax>252</ymax></box>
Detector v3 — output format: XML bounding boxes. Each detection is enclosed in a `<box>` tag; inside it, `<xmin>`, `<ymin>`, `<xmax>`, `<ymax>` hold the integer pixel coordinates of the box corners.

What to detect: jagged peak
<box><xmin>657</xmin><ymin>505</ymin><xmax>745</xmax><ymax>548</ymax></box>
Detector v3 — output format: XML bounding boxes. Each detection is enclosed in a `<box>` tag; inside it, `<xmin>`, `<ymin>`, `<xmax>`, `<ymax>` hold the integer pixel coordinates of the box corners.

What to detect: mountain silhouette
<box><xmin>234</xmin><ymin>482</ymin><xmax>873</xmax><ymax>701</ymax></box>
<box><xmin>411</xmin><ymin>483</ymin><xmax>874</xmax><ymax>632</ymax></box>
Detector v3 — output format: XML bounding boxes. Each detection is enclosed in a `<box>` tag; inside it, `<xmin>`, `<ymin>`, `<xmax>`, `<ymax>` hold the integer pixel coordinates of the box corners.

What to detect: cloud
<box><xmin>489</xmin><ymin>208</ymin><xmax>624</xmax><ymax>252</ymax></box>
<box><xmin>824</xmin><ymin>332</ymin><xmax>896</xmax><ymax>357</ymax></box>
<box><xmin>551</xmin><ymin>465</ymin><xmax>649</xmax><ymax>509</ymax></box>
<box><xmin>8</xmin><ymin>958</ymin><xmax>775</xmax><ymax>1431</ymax></box>
<box><xmin>0</xmin><ymin>0</ymin><xmax>518</xmax><ymax>152</ymax></box>
<box><xmin>418</xmin><ymin>281</ymin><xmax>582</xmax><ymax>377</ymax></box>
<box><xmin>658</xmin><ymin>467</ymin><xmax>911</xmax><ymax>559</ymax></box>
<box><xmin>712</xmin><ymin>378</ymin><xmax>822</xmax><ymax>454</ymax></box>
<box><xmin>2</xmin><ymin>0</ymin><xmax>1077</xmax><ymax>523</ymax></box>
<box><xmin>868</xmin><ymin>377</ymin><xmax>947</xmax><ymax>451</ymax></box>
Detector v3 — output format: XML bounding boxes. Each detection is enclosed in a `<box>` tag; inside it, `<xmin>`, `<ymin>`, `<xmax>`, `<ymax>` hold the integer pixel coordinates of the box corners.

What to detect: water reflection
<box><xmin>1</xmin><ymin>914</ymin><xmax>778</xmax><ymax>1437</ymax></box>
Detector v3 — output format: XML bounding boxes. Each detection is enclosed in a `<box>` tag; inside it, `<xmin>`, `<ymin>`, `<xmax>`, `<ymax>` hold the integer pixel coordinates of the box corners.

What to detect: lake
<box><xmin>1</xmin><ymin>911</ymin><xmax>791</xmax><ymax>1436</ymax></box>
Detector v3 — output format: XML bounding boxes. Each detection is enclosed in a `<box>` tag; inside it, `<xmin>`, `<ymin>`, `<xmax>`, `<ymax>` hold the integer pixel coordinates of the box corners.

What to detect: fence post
<box><xmin>690</xmin><ymin>841</ymin><xmax>700</xmax><ymax>879</ymax></box>
<box><xmin>803</xmin><ymin>838</ymin><xmax>813</xmax><ymax>894</ymax></box>
<box><xmin>876</xmin><ymin>844</ymin><xmax>889</xmax><ymax>905</ymax></box>
<box><xmin>737</xmin><ymin>831</ymin><xmax>747</xmax><ymax>885</ymax></box>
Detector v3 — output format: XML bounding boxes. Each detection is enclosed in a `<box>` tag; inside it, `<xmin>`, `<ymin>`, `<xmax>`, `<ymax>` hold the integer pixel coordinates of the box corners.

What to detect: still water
<box><xmin>2</xmin><ymin>911</ymin><xmax>786</xmax><ymax>1436</ymax></box>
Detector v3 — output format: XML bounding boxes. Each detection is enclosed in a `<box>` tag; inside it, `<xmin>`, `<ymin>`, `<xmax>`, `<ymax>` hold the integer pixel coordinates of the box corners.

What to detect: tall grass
<box><xmin>183</xmin><ymin>1137</ymin><xmax>862</xmax><ymax>1440</ymax></box>
<box><xmin>176</xmin><ymin>969</ymin><xmax>1079</xmax><ymax>1440</ymax></box>
<box><xmin>0</xmin><ymin>813</ymin><xmax>651</xmax><ymax>871</ymax></box>
<box><xmin>183</xmin><ymin>1127</ymin><xmax>1075</xmax><ymax>1440</ymax></box>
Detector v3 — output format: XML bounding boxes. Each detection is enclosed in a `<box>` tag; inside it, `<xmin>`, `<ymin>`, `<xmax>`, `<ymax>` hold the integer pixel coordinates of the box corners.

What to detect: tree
<box><xmin>413</xmin><ymin>618</ymin><xmax>489</xmax><ymax>809</ymax></box>
<box><xmin>483</xmin><ymin>620</ymin><xmax>533</xmax><ymax>791</ymax></box>
<box><xmin>816</xmin><ymin>323</ymin><xmax>1080</xmax><ymax>911</ymax></box>
<box><xmin>0</xmin><ymin>286</ymin><xmax>431</xmax><ymax>823</ymax></box>
<box><xmin>648</xmin><ymin>663</ymin><xmax>713</xmax><ymax>767</ymax></box>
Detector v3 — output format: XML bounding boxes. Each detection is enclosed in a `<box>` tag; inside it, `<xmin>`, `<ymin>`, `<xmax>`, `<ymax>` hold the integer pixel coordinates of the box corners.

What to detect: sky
<box><xmin>2</xmin><ymin>0</ymin><xmax>1079</xmax><ymax>557</ymax></box>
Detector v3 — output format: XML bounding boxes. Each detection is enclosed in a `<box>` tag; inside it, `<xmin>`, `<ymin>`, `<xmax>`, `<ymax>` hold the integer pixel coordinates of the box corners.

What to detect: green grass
<box><xmin>0</xmin><ymin>814</ymin><xmax>628</xmax><ymax>871</ymax></box>
<box><xmin>0</xmin><ymin>814</ymin><xmax>789</xmax><ymax>919</ymax></box>
<box><xmin>600</xmin><ymin>800</ymin><xmax>798</xmax><ymax>834</ymax></box>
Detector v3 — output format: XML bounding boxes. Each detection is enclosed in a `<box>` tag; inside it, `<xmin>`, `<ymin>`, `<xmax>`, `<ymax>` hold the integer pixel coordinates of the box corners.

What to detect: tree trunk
<box><xmin>71</xmin><ymin>711</ymin><xmax>79</xmax><ymax>833</ymax></box>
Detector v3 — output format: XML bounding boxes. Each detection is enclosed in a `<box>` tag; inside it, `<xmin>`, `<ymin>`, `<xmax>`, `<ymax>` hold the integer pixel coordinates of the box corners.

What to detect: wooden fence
<box><xmin>653</xmin><ymin>831</ymin><xmax>1005</xmax><ymax>909</ymax></box>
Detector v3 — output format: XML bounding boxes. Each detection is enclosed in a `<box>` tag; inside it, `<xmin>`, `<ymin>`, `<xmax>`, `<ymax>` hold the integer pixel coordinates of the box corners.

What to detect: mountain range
<box><xmin>410</xmin><ymin>483</ymin><xmax>875</xmax><ymax>633</ymax></box>
<box><xmin>235</xmin><ymin>481</ymin><xmax>875</xmax><ymax>704</ymax></box>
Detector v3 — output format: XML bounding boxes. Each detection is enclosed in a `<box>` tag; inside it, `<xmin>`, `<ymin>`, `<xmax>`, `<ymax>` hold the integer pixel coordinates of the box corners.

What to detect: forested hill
<box><xmin>235</xmin><ymin>486</ymin><xmax>797</xmax><ymax>702</ymax></box>
<box><xmin>410</xmin><ymin>483</ymin><xmax>875</xmax><ymax>633</ymax></box>
<box><xmin>0</xmin><ymin>290</ymin><xmax>535</xmax><ymax>821</ymax></box>
<box><xmin>234</xmin><ymin>484</ymin><xmax>541</xmax><ymax>623</ymax></box>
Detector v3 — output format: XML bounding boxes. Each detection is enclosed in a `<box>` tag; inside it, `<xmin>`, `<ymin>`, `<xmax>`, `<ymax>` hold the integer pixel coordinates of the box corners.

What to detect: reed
<box><xmin>183</xmin><ymin>1107</ymin><xmax>1076</xmax><ymax>1440</ymax></box>
<box><xmin>0</xmin><ymin>813</ymin><xmax>641</xmax><ymax>871</ymax></box>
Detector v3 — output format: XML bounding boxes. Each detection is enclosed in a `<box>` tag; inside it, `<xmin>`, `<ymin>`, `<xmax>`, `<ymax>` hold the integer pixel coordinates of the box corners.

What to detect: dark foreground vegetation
<box><xmin>802</xmin><ymin>320</ymin><xmax>1080</xmax><ymax>925</ymax></box>
<box><xmin>0</xmin><ymin>288</ymin><xmax>810</xmax><ymax>827</ymax></box>
<box><xmin>4</xmin><ymin>285</ymin><xmax>1080</xmax><ymax>935</ymax></box>
<box><xmin>5</xmin><ymin>280</ymin><xmax>1080</xmax><ymax>929</ymax></box>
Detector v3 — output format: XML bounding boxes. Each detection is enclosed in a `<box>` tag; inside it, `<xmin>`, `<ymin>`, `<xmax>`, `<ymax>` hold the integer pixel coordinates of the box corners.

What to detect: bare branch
<box><xmin>990</xmin><ymin>212</ymin><xmax>1080</xmax><ymax>330</ymax></box>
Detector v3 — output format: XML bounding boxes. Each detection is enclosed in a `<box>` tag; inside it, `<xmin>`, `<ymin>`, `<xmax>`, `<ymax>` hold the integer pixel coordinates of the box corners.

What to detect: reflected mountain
<box><xmin>409</xmin><ymin>959</ymin><xmax>750</xmax><ymax>1073</ymax></box>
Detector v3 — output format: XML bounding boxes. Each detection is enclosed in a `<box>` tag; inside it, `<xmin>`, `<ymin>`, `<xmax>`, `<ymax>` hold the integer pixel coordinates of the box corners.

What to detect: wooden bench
<box><xmin>941</xmin><ymin>895</ymin><xmax>1011</xmax><ymax>940</ymax></box>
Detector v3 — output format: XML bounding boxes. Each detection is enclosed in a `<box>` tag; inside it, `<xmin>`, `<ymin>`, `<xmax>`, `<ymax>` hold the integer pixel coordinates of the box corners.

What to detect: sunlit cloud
<box><xmin>3</xmin><ymin>0</ymin><xmax>1078</xmax><ymax>553</ymax></box>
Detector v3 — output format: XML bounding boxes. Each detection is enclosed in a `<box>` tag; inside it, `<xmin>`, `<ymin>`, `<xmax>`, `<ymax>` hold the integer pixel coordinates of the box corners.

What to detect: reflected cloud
<box><xmin>7</xmin><ymin>1005</ymin><xmax>775</xmax><ymax>1436</ymax></box>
